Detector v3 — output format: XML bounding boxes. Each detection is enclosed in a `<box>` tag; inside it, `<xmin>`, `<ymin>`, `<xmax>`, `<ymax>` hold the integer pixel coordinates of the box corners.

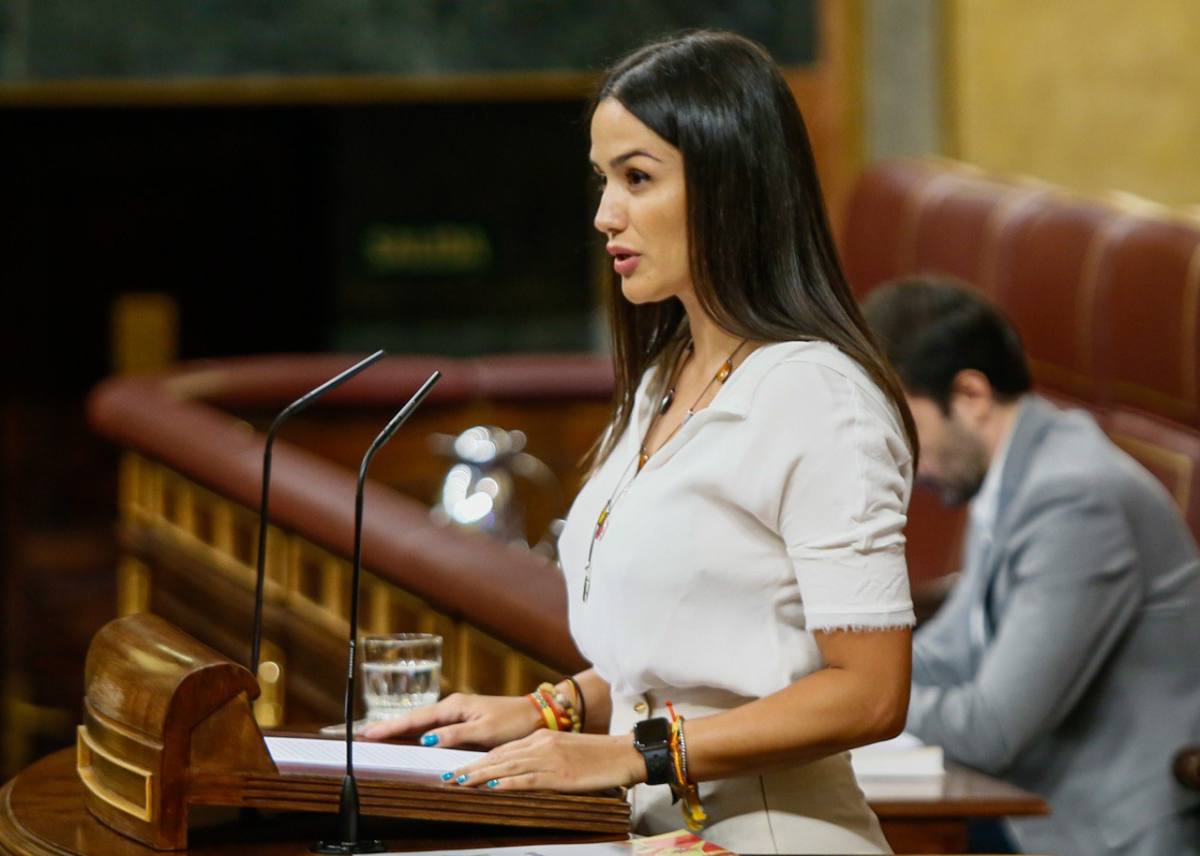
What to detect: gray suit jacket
<box><xmin>906</xmin><ymin>396</ymin><xmax>1200</xmax><ymax>856</ymax></box>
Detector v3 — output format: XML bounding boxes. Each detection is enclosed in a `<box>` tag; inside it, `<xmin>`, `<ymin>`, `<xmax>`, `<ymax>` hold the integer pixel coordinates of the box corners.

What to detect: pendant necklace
<box><xmin>582</xmin><ymin>337</ymin><xmax>749</xmax><ymax>601</ymax></box>
<box><xmin>638</xmin><ymin>338</ymin><xmax>747</xmax><ymax>472</ymax></box>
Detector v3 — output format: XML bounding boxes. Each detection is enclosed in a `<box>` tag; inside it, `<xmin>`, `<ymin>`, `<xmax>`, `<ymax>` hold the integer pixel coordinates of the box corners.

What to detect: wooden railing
<box><xmin>89</xmin><ymin>353</ymin><xmax>614</xmax><ymax>728</ymax></box>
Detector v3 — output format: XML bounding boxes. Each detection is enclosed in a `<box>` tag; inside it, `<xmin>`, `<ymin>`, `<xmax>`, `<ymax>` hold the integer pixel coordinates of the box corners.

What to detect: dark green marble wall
<box><xmin>0</xmin><ymin>0</ymin><xmax>816</xmax><ymax>81</ymax></box>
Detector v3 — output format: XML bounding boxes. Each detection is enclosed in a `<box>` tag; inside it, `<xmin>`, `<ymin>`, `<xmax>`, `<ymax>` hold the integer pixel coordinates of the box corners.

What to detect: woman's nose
<box><xmin>593</xmin><ymin>187</ymin><xmax>625</xmax><ymax>235</ymax></box>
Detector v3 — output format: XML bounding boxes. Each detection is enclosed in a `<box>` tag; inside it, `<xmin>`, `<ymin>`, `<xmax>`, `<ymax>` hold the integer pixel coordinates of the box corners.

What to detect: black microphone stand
<box><xmin>314</xmin><ymin>370</ymin><xmax>442</xmax><ymax>855</ymax></box>
<box><xmin>250</xmin><ymin>350</ymin><xmax>386</xmax><ymax>679</ymax></box>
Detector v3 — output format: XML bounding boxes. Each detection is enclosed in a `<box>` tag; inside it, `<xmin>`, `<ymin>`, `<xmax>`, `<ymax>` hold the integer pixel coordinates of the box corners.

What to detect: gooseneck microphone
<box><xmin>250</xmin><ymin>350</ymin><xmax>387</xmax><ymax>679</ymax></box>
<box><xmin>314</xmin><ymin>370</ymin><xmax>442</xmax><ymax>855</ymax></box>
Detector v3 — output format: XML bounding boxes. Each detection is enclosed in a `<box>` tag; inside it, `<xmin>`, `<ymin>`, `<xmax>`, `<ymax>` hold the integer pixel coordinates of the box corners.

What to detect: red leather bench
<box><xmin>841</xmin><ymin>157</ymin><xmax>1200</xmax><ymax>591</ymax></box>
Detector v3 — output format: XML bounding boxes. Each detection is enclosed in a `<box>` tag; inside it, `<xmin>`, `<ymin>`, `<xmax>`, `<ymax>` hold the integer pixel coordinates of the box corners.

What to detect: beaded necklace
<box><xmin>582</xmin><ymin>337</ymin><xmax>749</xmax><ymax>602</ymax></box>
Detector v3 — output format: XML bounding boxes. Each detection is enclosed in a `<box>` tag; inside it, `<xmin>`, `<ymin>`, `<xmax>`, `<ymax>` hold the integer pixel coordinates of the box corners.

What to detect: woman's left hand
<box><xmin>444</xmin><ymin>729</ymin><xmax>646</xmax><ymax>793</ymax></box>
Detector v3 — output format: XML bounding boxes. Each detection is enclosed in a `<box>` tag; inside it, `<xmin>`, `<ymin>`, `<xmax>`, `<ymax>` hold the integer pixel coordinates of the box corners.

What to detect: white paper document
<box><xmin>266</xmin><ymin>735</ymin><xmax>484</xmax><ymax>774</ymax></box>
<box><xmin>849</xmin><ymin>732</ymin><xmax>945</xmax><ymax>778</ymax></box>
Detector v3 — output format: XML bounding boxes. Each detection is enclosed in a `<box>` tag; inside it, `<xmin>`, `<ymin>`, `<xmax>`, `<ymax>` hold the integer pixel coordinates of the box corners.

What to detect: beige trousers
<box><xmin>610</xmin><ymin>689</ymin><xmax>892</xmax><ymax>855</ymax></box>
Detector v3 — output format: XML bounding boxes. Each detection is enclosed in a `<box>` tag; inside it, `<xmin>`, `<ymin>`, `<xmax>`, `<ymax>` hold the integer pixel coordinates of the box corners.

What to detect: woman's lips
<box><xmin>613</xmin><ymin>253</ymin><xmax>641</xmax><ymax>276</ymax></box>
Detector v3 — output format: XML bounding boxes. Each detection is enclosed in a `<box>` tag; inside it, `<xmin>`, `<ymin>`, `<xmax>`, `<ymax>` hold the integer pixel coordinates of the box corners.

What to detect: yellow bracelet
<box><xmin>528</xmin><ymin>690</ymin><xmax>561</xmax><ymax>731</ymax></box>
<box><xmin>669</xmin><ymin>715</ymin><xmax>706</xmax><ymax>831</ymax></box>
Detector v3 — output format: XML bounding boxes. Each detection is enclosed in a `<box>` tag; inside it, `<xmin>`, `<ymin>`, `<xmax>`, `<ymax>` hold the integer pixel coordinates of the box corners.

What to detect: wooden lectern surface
<box><xmin>0</xmin><ymin>749</ymin><xmax>621</xmax><ymax>856</ymax></box>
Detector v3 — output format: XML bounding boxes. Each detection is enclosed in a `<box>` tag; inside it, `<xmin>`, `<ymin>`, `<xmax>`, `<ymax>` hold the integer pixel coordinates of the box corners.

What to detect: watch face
<box><xmin>635</xmin><ymin>717</ymin><xmax>671</xmax><ymax>747</ymax></box>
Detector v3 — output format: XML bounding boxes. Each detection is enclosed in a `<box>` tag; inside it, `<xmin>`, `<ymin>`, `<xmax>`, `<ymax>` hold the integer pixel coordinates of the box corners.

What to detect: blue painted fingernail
<box><xmin>455</xmin><ymin>774</ymin><xmax>469</xmax><ymax>784</ymax></box>
<box><xmin>487</xmin><ymin>779</ymin><xmax>499</xmax><ymax>788</ymax></box>
<box><xmin>441</xmin><ymin>771</ymin><xmax>454</xmax><ymax>781</ymax></box>
<box><xmin>421</xmin><ymin>734</ymin><xmax>439</xmax><ymax>746</ymax></box>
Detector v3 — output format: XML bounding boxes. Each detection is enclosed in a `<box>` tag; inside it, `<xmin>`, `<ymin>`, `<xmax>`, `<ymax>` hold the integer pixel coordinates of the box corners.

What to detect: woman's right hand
<box><xmin>358</xmin><ymin>692</ymin><xmax>543</xmax><ymax>749</ymax></box>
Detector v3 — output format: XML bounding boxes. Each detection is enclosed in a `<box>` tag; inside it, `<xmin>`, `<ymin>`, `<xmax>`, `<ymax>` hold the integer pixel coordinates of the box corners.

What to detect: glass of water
<box><xmin>361</xmin><ymin>633</ymin><xmax>442</xmax><ymax>722</ymax></box>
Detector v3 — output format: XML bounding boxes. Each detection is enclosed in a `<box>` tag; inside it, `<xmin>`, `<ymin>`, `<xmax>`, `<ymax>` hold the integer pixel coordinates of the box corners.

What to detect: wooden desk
<box><xmin>866</xmin><ymin>763</ymin><xmax>1048</xmax><ymax>854</ymax></box>
<box><xmin>1</xmin><ymin>750</ymin><xmax>1046</xmax><ymax>856</ymax></box>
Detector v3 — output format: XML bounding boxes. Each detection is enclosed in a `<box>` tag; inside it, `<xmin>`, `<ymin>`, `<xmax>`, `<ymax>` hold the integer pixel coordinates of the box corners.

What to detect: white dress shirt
<box><xmin>964</xmin><ymin>411</ymin><xmax>1016</xmax><ymax>652</ymax></box>
<box><xmin>968</xmin><ymin>412</ymin><xmax>1016</xmax><ymax>542</ymax></box>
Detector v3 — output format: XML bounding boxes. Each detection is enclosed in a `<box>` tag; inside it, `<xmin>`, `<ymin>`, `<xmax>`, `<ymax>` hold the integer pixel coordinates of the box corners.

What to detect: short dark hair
<box><xmin>861</xmin><ymin>277</ymin><xmax>1032</xmax><ymax>411</ymax></box>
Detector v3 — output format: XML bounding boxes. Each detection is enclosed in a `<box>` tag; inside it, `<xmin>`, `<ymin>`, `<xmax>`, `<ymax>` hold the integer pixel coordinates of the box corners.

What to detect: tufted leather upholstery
<box><xmin>1097</xmin><ymin>217</ymin><xmax>1200</xmax><ymax>425</ymax></box>
<box><xmin>991</xmin><ymin>195</ymin><xmax>1128</xmax><ymax>405</ymax></box>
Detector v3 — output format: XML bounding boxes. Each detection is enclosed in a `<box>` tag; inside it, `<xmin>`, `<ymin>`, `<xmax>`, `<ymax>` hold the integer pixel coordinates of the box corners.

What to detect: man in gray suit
<box><xmin>863</xmin><ymin>278</ymin><xmax>1200</xmax><ymax>856</ymax></box>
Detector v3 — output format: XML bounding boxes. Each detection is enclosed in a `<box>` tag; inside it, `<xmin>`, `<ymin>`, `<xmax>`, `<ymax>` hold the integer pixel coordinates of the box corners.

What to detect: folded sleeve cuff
<box><xmin>792</xmin><ymin>545</ymin><xmax>915</xmax><ymax>633</ymax></box>
<box><xmin>805</xmin><ymin>605</ymin><xmax>916</xmax><ymax>632</ymax></box>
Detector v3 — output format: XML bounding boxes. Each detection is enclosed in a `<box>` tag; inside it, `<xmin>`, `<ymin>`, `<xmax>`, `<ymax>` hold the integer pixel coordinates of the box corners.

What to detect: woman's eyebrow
<box><xmin>589</xmin><ymin>149</ymin><xmax>664</xmax><ymax>169</ymax></box>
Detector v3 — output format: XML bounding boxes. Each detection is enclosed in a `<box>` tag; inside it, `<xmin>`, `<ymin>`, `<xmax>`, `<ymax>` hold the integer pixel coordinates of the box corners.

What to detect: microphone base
<box><xmin>311</xmin><ymin>840</ymin><xmax>386</xmax><ymax>854</ymax></box>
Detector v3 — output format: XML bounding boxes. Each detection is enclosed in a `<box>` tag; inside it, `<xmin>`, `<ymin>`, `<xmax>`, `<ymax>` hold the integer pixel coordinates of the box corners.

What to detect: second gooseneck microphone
<box><xmin>313</xmin><ymin>370</ymin><xmax>442</xmax><ymax>855</ymax></box>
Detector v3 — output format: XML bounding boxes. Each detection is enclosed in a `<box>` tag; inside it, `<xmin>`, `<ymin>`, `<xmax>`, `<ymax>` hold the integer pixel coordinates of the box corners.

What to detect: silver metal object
<box><xmin>429</xmin><ymin>426</ymin><xmax>561</xmax><ymax>553</ymax></box>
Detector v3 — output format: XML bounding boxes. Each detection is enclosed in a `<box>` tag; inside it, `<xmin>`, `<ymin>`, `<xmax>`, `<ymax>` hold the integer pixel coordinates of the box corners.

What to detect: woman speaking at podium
<box><xmin>366</xmin><ymin>30</ymin><xmax>917</xmax><ymax>855</ymax></box>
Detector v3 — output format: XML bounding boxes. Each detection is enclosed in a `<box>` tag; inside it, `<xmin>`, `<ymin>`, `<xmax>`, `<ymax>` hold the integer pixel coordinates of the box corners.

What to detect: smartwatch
<box><xmin>632</xmin><ymin>716</ymin><xmax>673</xmax><ymax>786</ymax></box>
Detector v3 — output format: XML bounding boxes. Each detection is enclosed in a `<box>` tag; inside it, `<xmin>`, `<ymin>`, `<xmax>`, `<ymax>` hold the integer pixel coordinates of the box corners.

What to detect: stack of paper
<box><xmin>849</xmin><ymin>732</ymin><xmax>945</xmax><ymax>778</ymax></box>
<box><xmin>265</xmin><ymin>735</ymin><xmax>484</xmax><ymax>774</ymax></box>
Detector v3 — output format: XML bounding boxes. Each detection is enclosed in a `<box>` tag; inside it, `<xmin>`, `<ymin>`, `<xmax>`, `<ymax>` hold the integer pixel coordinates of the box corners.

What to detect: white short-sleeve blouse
<box><xmin>559</xmin><ymin>340</ymin><xmax>916</xmax><ymax>701</ymax></box>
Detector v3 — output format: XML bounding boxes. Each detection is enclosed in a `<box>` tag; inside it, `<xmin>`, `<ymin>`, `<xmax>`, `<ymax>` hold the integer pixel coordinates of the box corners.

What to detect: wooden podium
<box><xmin>75</xmin><ymin>614</ymin><xmax>630</xmax><ymax>850</ymax></box>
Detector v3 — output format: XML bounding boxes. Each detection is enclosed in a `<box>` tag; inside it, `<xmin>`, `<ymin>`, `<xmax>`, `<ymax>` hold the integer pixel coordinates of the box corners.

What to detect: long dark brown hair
<box><xmin>587</xmin><ymin>30</ymin><xmax>918</xmax><ymax>469</ymax></box>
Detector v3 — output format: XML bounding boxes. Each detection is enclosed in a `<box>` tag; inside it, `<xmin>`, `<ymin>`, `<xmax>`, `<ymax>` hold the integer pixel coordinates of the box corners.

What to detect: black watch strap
<box><xmin>633</xmin><ymin>717</ymin><xmax>673</xmax><ymax>786</ymax></box>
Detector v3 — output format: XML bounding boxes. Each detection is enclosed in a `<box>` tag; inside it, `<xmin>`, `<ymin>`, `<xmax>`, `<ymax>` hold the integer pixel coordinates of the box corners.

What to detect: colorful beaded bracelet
<box><xmin>538</xmin><ymin>682</ymin><xmax>582</xmax><ymax>733</ymax></box>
